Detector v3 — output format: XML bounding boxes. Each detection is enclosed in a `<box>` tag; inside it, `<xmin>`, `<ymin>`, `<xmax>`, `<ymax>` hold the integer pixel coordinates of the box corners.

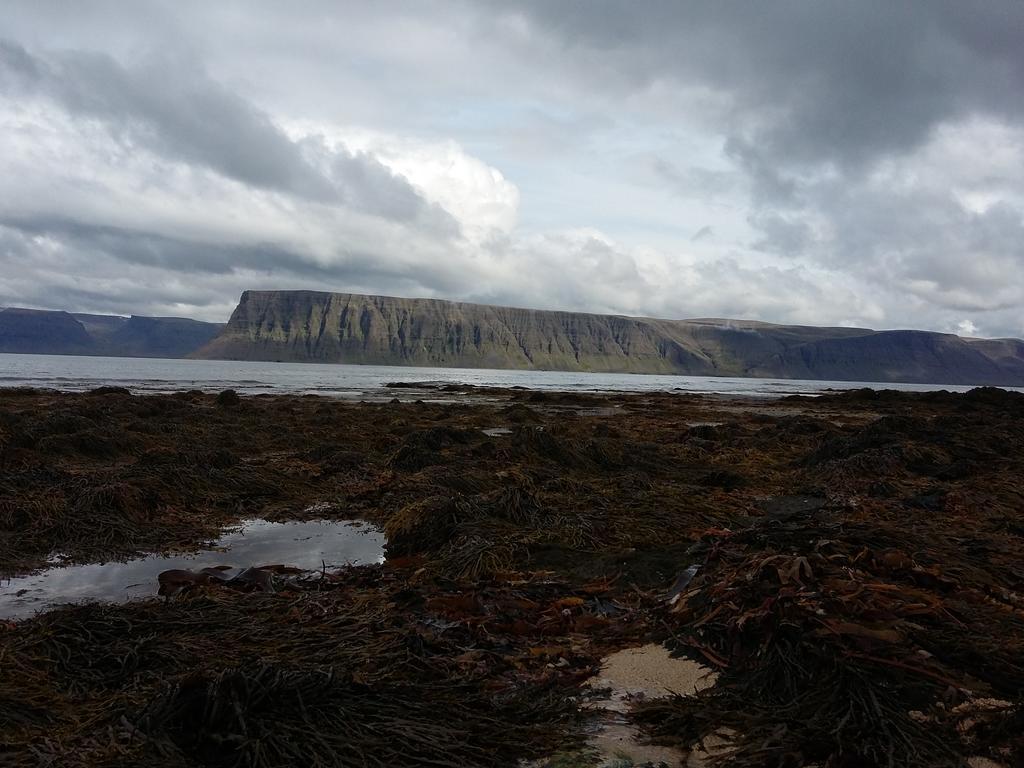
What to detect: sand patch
<box><xmin>587</xmin><ymin>643</ymin><xmax>718</xmax><ymax>707</ymax></box>
<box><xmin>572</xmin><ymin>644</ymin><xmax>719</xmax><ymax>767</ymax></box>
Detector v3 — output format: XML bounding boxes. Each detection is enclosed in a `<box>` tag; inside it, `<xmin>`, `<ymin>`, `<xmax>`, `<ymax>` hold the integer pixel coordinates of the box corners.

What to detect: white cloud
<box><xmin>1</xmin><ymin>3</ymin><xmax>1023</xmax><ymax>339</ymax></box>
<box><xmin>285</xmin><ymin>122</ymin><xmax>521</xmax><ymax>242</ymax></box>
<box><xmin>0</xmin><ymin>83</ymin><xmax>1008</xmax><ymax>335</ymax></box>
<box><xmin>742</xmin><ymin>116</ymin><xmax>1024</xmax><ymax>334</ymax></box>
<box><xmin>958</xmin><ymin>319</ymin><xmax>979</xmax><ymax>336</ymax></box>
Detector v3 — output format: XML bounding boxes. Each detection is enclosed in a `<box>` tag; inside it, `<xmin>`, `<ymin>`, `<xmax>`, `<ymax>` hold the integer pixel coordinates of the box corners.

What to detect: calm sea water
<box><xmin>0</xmin><ymin>352</ymin><xmax>1011</xmax><ymax>398</ymax></box>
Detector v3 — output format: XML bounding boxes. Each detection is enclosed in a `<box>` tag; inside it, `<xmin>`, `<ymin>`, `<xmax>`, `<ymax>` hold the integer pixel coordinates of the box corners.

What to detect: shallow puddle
<box><xmin>481</xmin><ymin>426</ymin><xmax>513</xmax><ymax>437</ymax></box>
<box><xmin>0</xmin><ymin>518</ymin><xmax>385</xmax><ymax>620</ymax></box>
<box><xmin>579</xmin><ymin>644</ymin><xmax>718</xmax><ymax>767</ymax></box>
<box><xmin>525</xmin><ymin>644</ymin><xmax>721</xmax><ymax>767</ymax></box>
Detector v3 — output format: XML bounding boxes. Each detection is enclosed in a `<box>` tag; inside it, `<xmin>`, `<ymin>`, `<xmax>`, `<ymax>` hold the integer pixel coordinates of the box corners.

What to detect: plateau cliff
<box><xmin>193</xmin><ymin>291</ymin><xmax>1024</xmax><ymax>385</ymax></box>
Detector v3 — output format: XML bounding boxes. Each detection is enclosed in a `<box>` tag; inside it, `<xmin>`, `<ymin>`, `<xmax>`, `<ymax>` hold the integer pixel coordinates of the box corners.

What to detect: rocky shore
<box><xmin>1</xmin><ymin>385</ymin><xmax>1022</xmax><ymax>766</ymax></box>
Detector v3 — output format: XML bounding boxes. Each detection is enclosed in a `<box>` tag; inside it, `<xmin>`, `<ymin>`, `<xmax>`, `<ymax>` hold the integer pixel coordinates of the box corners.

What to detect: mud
<box><xmin>1</xmin><ymin>385</ymin><xmax>1023</xmax><ymax>766</ymax></box>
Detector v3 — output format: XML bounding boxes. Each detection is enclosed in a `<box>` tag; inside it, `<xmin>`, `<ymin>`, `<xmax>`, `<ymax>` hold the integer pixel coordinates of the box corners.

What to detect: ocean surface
<box><xmin>0</xmin><ymin>352</ymin><xmax>1012</xmax><ymax>398</ymax></box>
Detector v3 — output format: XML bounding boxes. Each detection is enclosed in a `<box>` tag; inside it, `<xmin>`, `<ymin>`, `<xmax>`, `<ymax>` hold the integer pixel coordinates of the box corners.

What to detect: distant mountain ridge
<box><xmin>4</xmin><ymin>294</ymin><xmax>1023</xmax><ymax>386</ymax></box>
<box><xmin>0</xmin><ymin>308</ymin><xmax>223</xmax><ymax>359</ymax></box>
<box><xmin>191</xmin><ymin>290</ymin><xmax>1024</xmax><ymax>386</ymax></box>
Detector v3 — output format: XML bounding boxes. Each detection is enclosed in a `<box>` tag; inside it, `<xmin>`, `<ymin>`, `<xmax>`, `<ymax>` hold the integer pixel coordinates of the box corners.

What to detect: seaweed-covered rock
<box><xmin>215</xmin><ymin>389</ymin><xmax>241</xmax><ymax>407</ymax></box>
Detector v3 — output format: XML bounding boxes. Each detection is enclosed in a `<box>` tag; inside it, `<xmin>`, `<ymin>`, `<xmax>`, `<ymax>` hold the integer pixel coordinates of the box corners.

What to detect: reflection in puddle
<box><xmin>0</xmin><ymin>518</ymin><xmax>385</xmax><ymax>620</ymax></box>
<box><xmin>481</xmin><ymin>427</ymin><xmax>513</xmax><ymax>437</ymax></box>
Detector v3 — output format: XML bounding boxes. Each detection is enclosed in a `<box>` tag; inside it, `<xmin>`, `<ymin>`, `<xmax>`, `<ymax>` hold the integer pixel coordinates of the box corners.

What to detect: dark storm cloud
<box><xmin>0</xmin><ymin>40</ymin><xmax>446</xmax><ymax>226</ymax></box>
<box><xmin>508</xmin><ymin>0</ymin><xmax>1024</xmax><ymax>169</ymax></box>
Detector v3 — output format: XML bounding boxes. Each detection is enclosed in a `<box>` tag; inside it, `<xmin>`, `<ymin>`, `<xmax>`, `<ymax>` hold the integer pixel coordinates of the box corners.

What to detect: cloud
<box><xmin>740</xmin><ymin>119</ymin><xmax>1024</xmax><ymax>321</ymax></box>
<box><xmin>0</xmin><ymin>2</ymin><xmax>1022</xmax><ymax>340</ymax></box>
<box><xmin>0</xmin><ymin>40</ymin><xmax>449</xmax><ymax>227</ymax></box>
<box><xmin>301</xmin><ymin>126</ymin><xmax>521</xmax><ymax>243</ymax></box>
<box><xmin>490</xmin><ymin>2</ymin><xmax>1024</xmax><ymax>336</ymax></box>
<box><xmin>651</xmin><ymin>159</ymin><xmax>738</xmax><ymax>201</ymax></box>
<box><xmin>958</xmin><ymin>319</ymin><xmax>979</xmax><ymax>336</ymax></box>
<box><xmin>690</xmin><ymin>226</ymin><xmax>712</xmax><ymax>243</ymax></box>
<box><xmin>506</xmin><ymin>1</ymin><xmax>1024</xmax><ymax>169</ymax></box>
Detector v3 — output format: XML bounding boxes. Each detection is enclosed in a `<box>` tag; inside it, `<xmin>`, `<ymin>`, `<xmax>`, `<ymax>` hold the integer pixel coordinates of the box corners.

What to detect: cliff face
<box><xmin>90</xmin><ymin>315</ymin><xmax>225</xmax><ymax>358</ymax></box>
<box><xmin>197</xmin><ymin>290</ymin><xmax>710</xmax><ymax>372</ymax></box>
<box><xmin>0</xmin><ymin>308</ymin><xmax>223</xmax><ymax>358</ymax></box>
<box><xmin>0</xmin><ymin>309</ymin><xmax>93</xmax><ymax>355</ymax></box>
<box><xmin>194</xmin><ymin>290</ymin><xmax>1024</xmax><ymax>385</ymax></box>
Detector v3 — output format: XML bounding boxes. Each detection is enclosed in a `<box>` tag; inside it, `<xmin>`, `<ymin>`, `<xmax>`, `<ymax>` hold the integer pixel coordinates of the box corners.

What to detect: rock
<box><xmin>215</xmin><ymin>389</ymin><xmax>241</xmax><ymax>407</ymax></box>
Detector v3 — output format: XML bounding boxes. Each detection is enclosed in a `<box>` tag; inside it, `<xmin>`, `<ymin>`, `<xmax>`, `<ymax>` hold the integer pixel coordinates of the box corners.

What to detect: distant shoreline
<box><xmin>3</xmin><ymin>352</ymin><xmax>1022</xmax><ymax>398</ymax></box>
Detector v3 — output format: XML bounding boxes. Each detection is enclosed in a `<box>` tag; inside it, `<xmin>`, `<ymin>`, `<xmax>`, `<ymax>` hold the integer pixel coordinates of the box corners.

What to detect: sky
<box><xmin>1</xmin><ymin>1</ymin><xmax>1023</xmax><ymax>338</ymax></box>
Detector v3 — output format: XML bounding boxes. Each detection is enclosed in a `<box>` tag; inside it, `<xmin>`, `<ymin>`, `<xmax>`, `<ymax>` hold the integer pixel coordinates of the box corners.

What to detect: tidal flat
<box><xmin>1</xmin><ymin>384</ymin><xmax>1022</xmax><ymax>766</ymax></box>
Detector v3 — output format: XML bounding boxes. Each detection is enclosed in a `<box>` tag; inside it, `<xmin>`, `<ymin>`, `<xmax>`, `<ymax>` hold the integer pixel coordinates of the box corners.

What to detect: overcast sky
<box><xmin>1</xmin><ymin>1</ymin><xmax>1023</xmax><ymax>337</ymax></box>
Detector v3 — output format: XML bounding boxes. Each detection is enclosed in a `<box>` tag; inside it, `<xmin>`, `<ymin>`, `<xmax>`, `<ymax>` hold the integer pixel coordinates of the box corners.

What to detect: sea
<box><xmin>0</xmin><ymin>352</ymin><xmax>1013</xmax><ymax>398</ymax></box>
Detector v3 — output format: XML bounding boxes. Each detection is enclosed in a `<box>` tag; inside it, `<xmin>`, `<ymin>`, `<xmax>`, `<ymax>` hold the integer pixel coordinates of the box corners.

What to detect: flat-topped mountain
<box><xmin>193</xmin><ymin>290</ymin><xmax>1024</xmax><ymax>385</ymax></box>
<box><xmin>0</xmin><ymin>308</ymin><xmax>223</xmax><ymax>359</ymax></box>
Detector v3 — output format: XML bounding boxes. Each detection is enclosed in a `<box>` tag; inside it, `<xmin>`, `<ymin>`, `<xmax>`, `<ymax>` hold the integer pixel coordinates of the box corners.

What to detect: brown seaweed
<box><xmin>1</xmin><ymin>385</ymin><xmax>1023</xmax><ymax>766</ymax></box>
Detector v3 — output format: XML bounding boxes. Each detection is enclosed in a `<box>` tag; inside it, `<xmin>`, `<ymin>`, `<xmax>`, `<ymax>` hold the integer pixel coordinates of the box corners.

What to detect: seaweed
<box><xmin>1</xmin><ymin>386</ymin><xmax>1023</xmax><ymax>766</ymax></box>
<box><xmin>634</xmin><ymin>508</ymin><xmax>1024</xmax><ymax>766</ymax></box>
<box><xmin>0</xmin><ymin>565</ymin><xmax>632</xmax><ymax>768</ymax></box>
